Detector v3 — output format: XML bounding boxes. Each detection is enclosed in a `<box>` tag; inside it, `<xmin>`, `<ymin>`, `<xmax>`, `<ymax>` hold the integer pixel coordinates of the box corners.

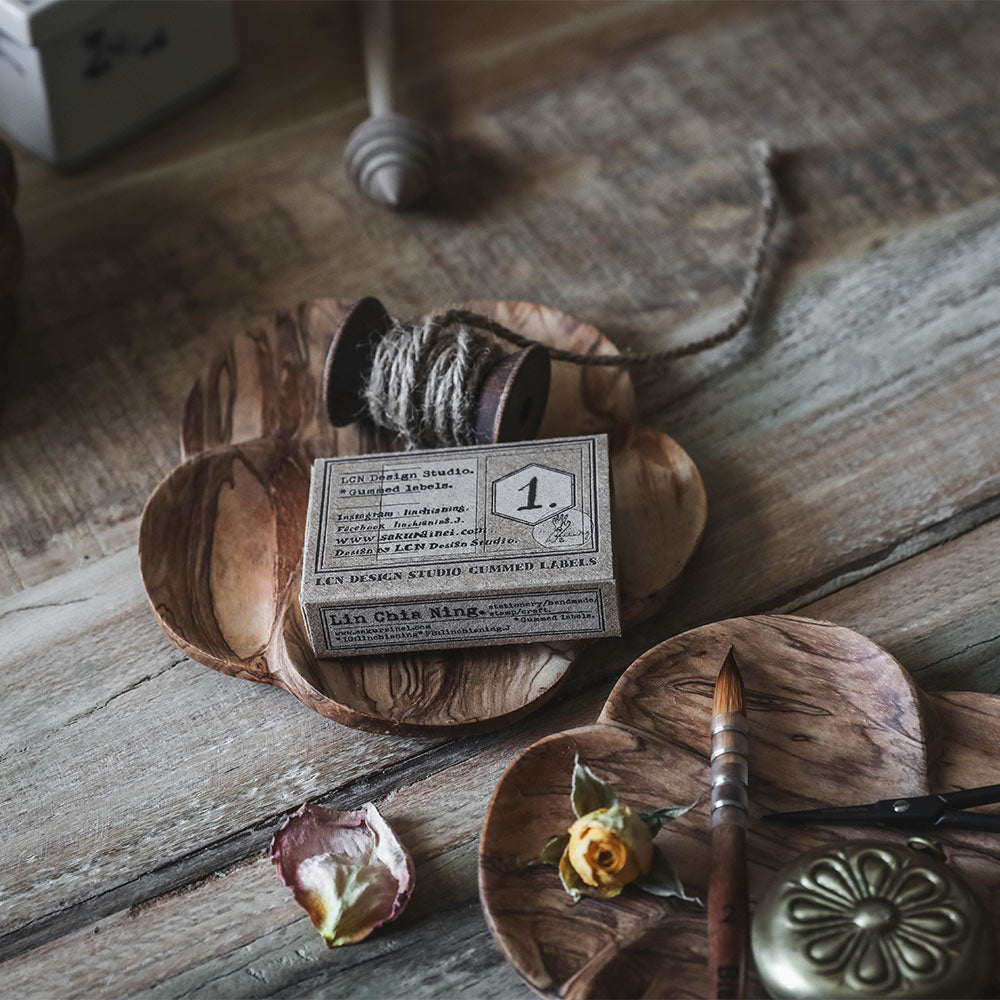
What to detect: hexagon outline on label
<box><xmin>491</xmin><ymin>462</ymin><xmax>576</xmax><ymax>525</ymax></box>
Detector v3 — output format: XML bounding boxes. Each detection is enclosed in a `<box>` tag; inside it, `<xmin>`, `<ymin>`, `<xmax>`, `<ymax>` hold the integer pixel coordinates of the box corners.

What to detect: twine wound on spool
<box><xmin>365</xmin><ymin>317</ymin><xmax>503</xmax><ymax>449</ymax></box>
<box><xmin>323</xmin><ymin>296</ymin><xmax>551</xmax><ymax>448</ymax></box>
<box><xmin>325</xmin><ymin>142</ymin><xmax>782</xmax><ymax>448</ymax></box>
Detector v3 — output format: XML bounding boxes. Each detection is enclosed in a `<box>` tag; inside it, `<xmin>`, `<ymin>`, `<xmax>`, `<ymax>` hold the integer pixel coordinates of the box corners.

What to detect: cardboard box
<box><xmin>300</xmin><ymin>434</ymin><xmax>619</xmax><ymax>657</ymax></box>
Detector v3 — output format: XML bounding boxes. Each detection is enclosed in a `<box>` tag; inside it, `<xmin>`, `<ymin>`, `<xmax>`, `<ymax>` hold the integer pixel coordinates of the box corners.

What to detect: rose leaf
<box><xmin>634</xmin><ymin>847</ymin><xmax>702</xmax><ymax>905</ymax></box>
<box><xmin>640</xmin><ymin>794</ymin><xmax>705</xmax><ymax>835</ymax></box>
<box><xmin>271</xmin><ymin>802</ymin><xmax>414</xmax><ymax>947</ymax></box>
<box><xmin>571</xmin><ymin>756</ymin><xmax>617</xmax><ymax>818</ymax></box>
<box><xmin>537</xmin><ymin>833</ymin><xmax>571</xmax><ymax>867</ymax></box>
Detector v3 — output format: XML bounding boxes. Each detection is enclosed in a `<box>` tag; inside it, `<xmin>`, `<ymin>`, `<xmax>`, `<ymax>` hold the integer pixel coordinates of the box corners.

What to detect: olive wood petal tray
<box><xmin>479</xmin><ymin>615</ymin><xmax>1000</xmax><ymax>998</ymax></box>
<box><xmin>139</xmin><ymin>300</ymin><xmax>707</xmax><ymax>735</ymax></box>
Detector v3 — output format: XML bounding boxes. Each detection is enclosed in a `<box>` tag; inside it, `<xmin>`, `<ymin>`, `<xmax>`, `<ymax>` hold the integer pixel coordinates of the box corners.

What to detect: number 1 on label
<box><xmin>517</xmin><ymin>476</ymin><xmax>542</xmax><ymax>510</ymax></box>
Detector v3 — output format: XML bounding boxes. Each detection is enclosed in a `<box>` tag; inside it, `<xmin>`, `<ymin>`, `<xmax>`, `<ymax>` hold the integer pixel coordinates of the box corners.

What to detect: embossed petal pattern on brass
<box><xmin>752</xmin><ymin>841</ymin><xmax>991</xmax><ymax>999</ymax></box>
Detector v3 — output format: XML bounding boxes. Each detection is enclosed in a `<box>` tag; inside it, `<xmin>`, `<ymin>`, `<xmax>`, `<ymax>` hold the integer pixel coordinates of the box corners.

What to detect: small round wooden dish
<box><xmin>479</xmin><ymin>614</ymin><xmax>1000</xmax><ymax>997</ymax></box>
<box><xmin>139</xmin><ymin>300</ymin><xmax>707</xmax><ymax>735</ymax></box>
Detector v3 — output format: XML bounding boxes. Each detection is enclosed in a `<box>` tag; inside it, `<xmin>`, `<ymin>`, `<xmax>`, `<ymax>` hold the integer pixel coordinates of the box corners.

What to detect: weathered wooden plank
<box><xmin>2</xmin><ymin>194</ymin><xmax>999</xmax><ymax>958</ymax></box>
<box><xmin>0</xmin><ymin>548</ymin><xmax>178</xmax><ymax>755</ymax></box>
<box><xmin>808</xmin><ymin>527</ymin><xmax>1000</xmax><ymax>695</ymax></box>
<box><xmin>643</xmin><ymin>193</ymin><xmax>1000</xmax><ymax>620</ymax></box>
<box><xmin>4</xmin><ymin>1</ymin><xmax>1000</xmax><ymax>596</ymax></box>
<box><xmin>2</xmin><ymin>507</ymin><xmax>999</xmax><ymax>999</ymax></box>
<box><xmin>0</xmin><ymin>548</ymin><xmax>452</xmax><ymax>941</ymax></box>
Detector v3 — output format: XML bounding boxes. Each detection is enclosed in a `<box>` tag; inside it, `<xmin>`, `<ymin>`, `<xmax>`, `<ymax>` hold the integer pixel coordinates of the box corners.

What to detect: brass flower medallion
<box><xmin>752</xmin><ymin>840</ymin><xmax>991</xmax><ymax>998</ymax></box>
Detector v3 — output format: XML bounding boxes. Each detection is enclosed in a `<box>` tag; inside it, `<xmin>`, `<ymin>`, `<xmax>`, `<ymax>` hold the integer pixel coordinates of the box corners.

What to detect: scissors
<box><xmin>763</xmin><ymin>783</ymin><xmax>1000</xmax><ymax>833</ymax></box>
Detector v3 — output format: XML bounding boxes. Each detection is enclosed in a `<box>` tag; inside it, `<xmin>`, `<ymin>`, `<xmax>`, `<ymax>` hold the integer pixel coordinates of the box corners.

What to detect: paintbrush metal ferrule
<box><xmin>710</xmin><ymin>651</ymin><xmax>749</xmax><ymax>829</ymax></box>
<box><xmin>710</xmin><ymin>712</ymin><xmax>749</xmax><ymax>825</ymax></box>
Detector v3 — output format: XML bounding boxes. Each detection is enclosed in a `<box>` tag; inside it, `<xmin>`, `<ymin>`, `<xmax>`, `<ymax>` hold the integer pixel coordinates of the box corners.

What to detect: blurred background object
<box><xmin>0</xmin><ymin>134</ymin><xmax>21</xmax><ymax>359</ymax></box>
<box><xmin>0</xmin><ymin>0</ymin><xmax>235</xmax><ymax>169</ymax></box>
<box><xmin>344</xmin><ymin>0</ymin><xmax>437</xmax><ymax>209</ymax></box>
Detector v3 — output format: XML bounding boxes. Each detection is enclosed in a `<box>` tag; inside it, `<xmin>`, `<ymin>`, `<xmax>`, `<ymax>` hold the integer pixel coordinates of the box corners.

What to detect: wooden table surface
<box><xmin>2</xmin><ymin>2</ymin><xmax>999</xmax><ymax>997</ymax></box>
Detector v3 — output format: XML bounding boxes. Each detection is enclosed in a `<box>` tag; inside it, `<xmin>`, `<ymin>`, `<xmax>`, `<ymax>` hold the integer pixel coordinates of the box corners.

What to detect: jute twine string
<box><xmin>364</xmin><ymin>141</ymin><xmax>780</xmax><ymax>448</ymax></box>
<box><xmin>365</xmin><ymin>318</ymin><xmax>504</xmax><ymax>448</ymax></box>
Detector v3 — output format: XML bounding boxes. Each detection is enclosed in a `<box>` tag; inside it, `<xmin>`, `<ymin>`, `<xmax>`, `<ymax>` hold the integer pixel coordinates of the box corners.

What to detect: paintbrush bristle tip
<box><xmin>713</xmin><ymin>648</ymin><xmax>746</xmax><ymax>716</ymax></box>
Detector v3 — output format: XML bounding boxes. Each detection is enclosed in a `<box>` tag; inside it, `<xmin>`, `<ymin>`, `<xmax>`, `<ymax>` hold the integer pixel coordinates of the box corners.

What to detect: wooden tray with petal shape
<box><xmin>479</xmin><ymin>615</ymin><xmax>1000</xmax><ymax>997</ymax></box>
<box><xmin>139</xmin><ymin>300</ymin><xmax>707</xmax><ymax>734</ymax></box>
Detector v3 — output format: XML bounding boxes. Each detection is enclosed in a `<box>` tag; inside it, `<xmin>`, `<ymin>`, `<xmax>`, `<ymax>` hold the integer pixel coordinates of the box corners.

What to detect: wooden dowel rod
<box><xmin>361</xmin><ymin>0</ymin><xmax>395</xmax><ymax>117</ymax></box>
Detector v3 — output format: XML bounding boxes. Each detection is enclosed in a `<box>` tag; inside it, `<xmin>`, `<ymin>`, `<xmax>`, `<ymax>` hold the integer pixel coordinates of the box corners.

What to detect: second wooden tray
<box><xmin>479</xmin><ymin>615</ymin><xmax>1000</xmax><ymax>997</ymax></box>
<box><xmin>139</xmin><ymin>300</ymin><xmax>707</xmax><ymax>734</ymax></box>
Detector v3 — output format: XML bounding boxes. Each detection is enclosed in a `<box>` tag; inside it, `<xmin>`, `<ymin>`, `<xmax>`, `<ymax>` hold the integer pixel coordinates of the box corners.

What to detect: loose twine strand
<box><xmin>365</xmin><ymin>141</ymin><xmax>780</xmax><ymax>448</ymax></box>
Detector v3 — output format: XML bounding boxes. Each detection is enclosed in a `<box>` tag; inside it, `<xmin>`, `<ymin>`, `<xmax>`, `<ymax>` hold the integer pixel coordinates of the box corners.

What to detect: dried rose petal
<box><xmin>271</xmin><ymin>802</ymin><xmax>414</xmax><ymax>947</ymax></box>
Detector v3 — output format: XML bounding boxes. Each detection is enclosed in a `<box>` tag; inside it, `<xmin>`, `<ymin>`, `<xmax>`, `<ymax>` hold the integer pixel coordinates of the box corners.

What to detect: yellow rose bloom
<box><xmin>564</xmin><ymin>804</ymin><xmax>653</xmax><ymax>896</ymax></box>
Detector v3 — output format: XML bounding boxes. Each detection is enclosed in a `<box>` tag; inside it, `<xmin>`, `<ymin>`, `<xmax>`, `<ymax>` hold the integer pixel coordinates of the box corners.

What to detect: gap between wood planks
<box><xmin>758</xmin><ymin>491</ymin><xmax>1000</xmax><ymax>616</ymax></box>
<box><xmin>2</xmin><ymin>501</ymin><xmax>999</xmax><ymax>967</ymax></box>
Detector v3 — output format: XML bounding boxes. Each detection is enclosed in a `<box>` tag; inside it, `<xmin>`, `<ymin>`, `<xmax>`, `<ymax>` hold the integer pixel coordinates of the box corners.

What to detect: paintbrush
<box><xmin>707</xmin><ymin>648</ymin><xmax>749</xmax><ymax>999</ymax></box>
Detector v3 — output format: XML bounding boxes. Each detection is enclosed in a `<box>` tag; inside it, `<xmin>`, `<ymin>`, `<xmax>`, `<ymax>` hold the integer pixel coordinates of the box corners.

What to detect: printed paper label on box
<box><xmin>319</xmin><ymin>590</ymin><xmax>607</xmax><ymax>651</ymax></box>
<box><xmin>311</xmin><ymin>437</ymin><xmax>601</xmax><ymax>583</ymax></box>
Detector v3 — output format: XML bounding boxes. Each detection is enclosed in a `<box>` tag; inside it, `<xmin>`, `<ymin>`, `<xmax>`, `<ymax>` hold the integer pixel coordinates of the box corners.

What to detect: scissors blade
<box><xmin>764</xmin><ymin>794</ymin><xmax>945</xmax><ymax>827</ymax></box>
<box><xmin>937</xmin><ymin>783</ymin><xmax>1000</xmax><ymax>810</ymax></box>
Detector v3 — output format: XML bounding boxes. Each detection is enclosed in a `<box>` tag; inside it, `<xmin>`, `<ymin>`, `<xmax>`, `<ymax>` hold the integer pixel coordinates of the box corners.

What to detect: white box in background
<box><xmin>0</xmin><ymin>0</ymin><xmax>235</xmax><ymax>169</ymax></box>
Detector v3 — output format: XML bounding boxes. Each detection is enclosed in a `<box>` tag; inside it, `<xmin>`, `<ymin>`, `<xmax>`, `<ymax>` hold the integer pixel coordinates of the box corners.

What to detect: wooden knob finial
<box><xmin>346</xmin><ymin>0</ymin><xmax>437</xmax><ymax>210</ymax></box>
<box><xmin>322</xmin><ymin>297</ymin><xmax>551</xmax><ymax>445</ymax></box>
<box><xmin>344</xmin><ymin>114</ymin><xmax>436</xmax><ymax>210</ymax></box>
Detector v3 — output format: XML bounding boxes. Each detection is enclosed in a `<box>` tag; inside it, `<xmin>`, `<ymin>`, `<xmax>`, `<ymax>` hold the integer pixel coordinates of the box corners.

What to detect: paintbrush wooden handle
<box><xmin>707</xmin><ymin>823</ymin><xmax>748</xmax><ymax>998</ymax></box>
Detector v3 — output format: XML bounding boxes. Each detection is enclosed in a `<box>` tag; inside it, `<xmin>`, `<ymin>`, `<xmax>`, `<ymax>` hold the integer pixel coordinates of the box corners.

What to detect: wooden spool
<box><xmin>322</xmin><ymin>295</ymin><xmax>551</xmax><ymax>444</ymax></box>
<box><xmin>479</xmin><ymin>616</ymin><xmax>1000</xmax><ymax>998</ymax></box>
<box><xmin>142</xmin><ymin>298</ymin><xmax>707</xmax><ymax>735</ymax></box>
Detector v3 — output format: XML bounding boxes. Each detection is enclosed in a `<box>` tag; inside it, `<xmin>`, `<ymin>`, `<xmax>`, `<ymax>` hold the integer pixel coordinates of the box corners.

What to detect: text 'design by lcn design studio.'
<box><xmin>299</xmin><ymin>435</ymin><xmax>619</xmax><ymax>657</ymax></box>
